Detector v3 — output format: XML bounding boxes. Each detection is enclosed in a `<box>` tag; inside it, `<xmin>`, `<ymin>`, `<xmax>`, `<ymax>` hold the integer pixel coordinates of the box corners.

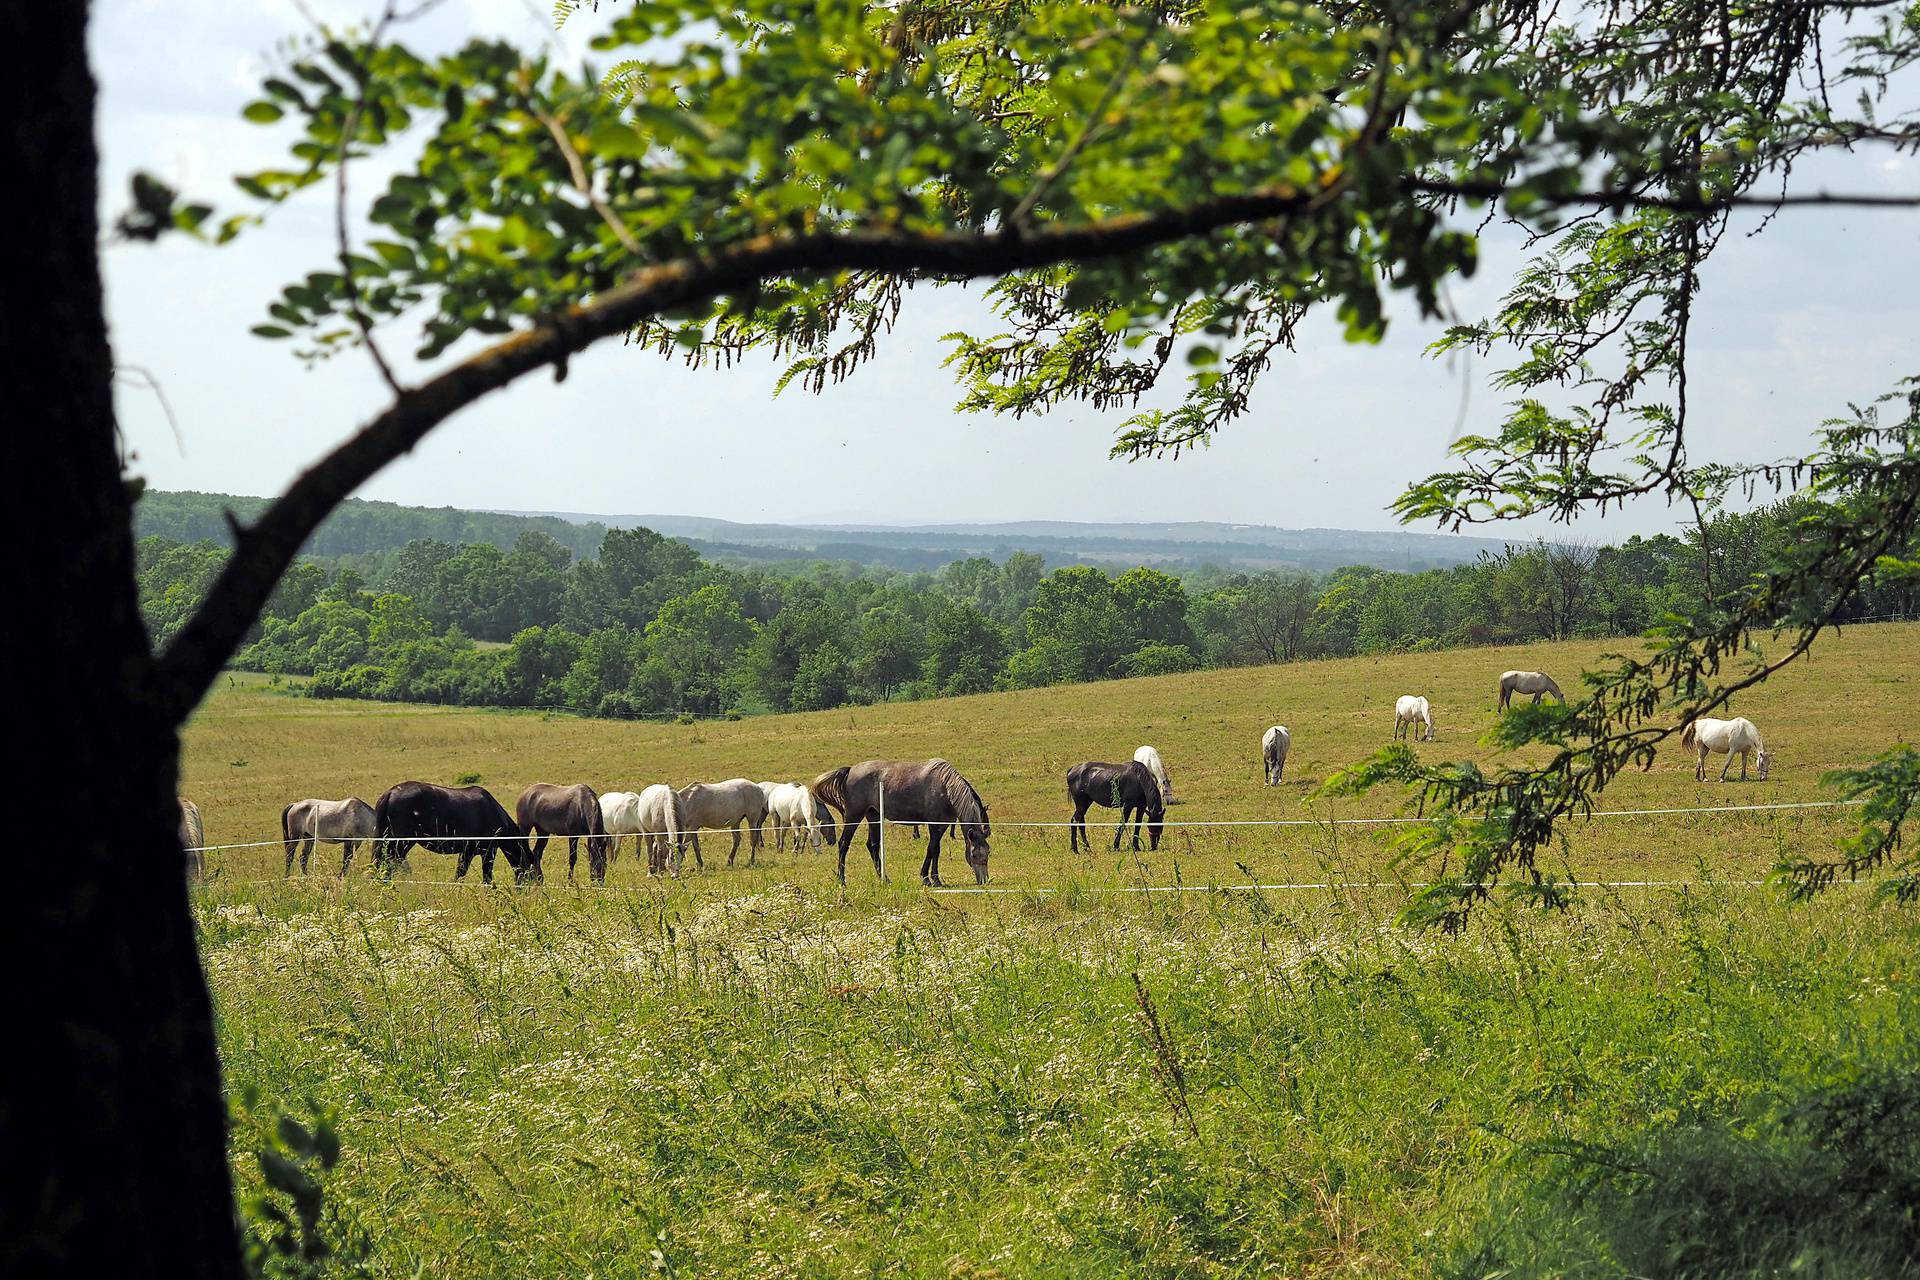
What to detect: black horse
<box><xmin>373</xmin><ymin>781</ymin><xmax>525</xmax><ymax>884</ymax></box>
<box><xmin>1066</xmin><ymin>760</ymin><xmax>1165</xmax><ymax>853</ymax></box>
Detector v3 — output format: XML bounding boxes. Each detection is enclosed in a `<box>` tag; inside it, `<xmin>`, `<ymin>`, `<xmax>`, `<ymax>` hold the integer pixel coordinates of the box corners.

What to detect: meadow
<box><xmin>187</xmin><ymin>625</ymin><xmax>1920</xmax><ymax>1276</ymax></box>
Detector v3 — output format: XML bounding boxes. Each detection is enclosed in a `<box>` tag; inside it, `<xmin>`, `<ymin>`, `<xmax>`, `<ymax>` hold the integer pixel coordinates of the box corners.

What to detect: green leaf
<box><xmin>243</xmin><ymin>101</ymin><xmax>285</xmax><ymax>125</ymax></box>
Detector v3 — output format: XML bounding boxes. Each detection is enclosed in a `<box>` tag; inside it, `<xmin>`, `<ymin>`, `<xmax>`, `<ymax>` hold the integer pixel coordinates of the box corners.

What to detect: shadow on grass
<box><xmin>1449</xmin><ymin>1067</ymin><xmax>1920</xmax><ymax>1279</ymax></box>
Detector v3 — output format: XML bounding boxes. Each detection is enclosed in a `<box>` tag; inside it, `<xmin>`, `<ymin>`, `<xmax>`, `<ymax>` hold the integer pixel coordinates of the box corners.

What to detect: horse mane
<box><xmin>809</xmin><ymin>766</ymin><xmax>849</xmax><ymax>815</ymax></box>
<box><xmin>931</xmin><ymin>759</ymin><xmax>989</xmax><ymax>835</ymax></box>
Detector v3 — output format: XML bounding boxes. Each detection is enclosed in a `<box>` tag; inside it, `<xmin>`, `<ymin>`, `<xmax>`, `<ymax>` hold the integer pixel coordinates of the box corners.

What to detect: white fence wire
<box><xmin>185</xmin><ymin>797</ymin><xmax>1864</xmax><ymax>855</ymax></box>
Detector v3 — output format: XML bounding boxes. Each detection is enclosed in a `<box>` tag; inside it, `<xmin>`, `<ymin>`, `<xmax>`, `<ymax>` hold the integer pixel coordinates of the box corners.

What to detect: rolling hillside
<box><xmin>181</xmin><ymin>623</ymin><xmax>1916</xmax><ymax>890</ymax></box>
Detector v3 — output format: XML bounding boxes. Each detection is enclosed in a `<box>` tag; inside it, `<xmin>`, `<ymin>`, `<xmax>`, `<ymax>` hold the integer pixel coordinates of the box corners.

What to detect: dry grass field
<box><xmin>184</xmin><ymin>623</ymin><xmax>1919</xmax><ymax>893</ymax></box>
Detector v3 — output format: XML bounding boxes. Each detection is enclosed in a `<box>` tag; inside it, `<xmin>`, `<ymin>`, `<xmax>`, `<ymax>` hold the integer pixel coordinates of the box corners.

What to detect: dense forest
<box><xmin>137</xmin><ymin>501</ymin><xmax>1917</xmax><ymax>719</ymax></box>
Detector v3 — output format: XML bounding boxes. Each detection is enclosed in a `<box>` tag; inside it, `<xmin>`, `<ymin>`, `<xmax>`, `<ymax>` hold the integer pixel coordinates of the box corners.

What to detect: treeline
<box><xmin>135</xmin><ymin>501</ymin><xmax>1918</xmax><ymax>719</ymax></box>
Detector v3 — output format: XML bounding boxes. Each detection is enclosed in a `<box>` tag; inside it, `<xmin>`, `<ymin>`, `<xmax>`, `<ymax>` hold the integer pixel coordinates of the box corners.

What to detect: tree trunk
<box><xmin>0</xmin><ymin>2</ymin><xmax>241</xmax><ymax>1274</ymax></box>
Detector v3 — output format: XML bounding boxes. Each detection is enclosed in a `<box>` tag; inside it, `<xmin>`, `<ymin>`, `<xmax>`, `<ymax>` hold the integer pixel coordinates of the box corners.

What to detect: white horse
<box><xmin>1498</xmin><ymin>669</ymin><xmax>1564</xmax><ymax>710</ymax></box>
<box><xmin>1394</xmin><ymin>695</ymin><xmax>1435</xmax><ymax>741</ymax></box>
<box><xmin>1133</xmin><ymin>745</ymin><xmax>1173</xmax><ymax>803</ymax></box>
<box><xmin>281</xmin><ymin>796</ymin><xmax>377</xmax><ymax>876</ymax></box>
<box><xmin>1262</xmin><ymin>725</ymin><xmax>1290</xmax><ymax>785</ymax></box>
<box><xmin>764</xmin><ymin>782</ymin><xmax>825</xmax><ymax>852</ymax></box>
<box><xmin>1681</xmin><ymin>717</ymin><xmax>1772</xmax><ymax>781</ymax></box>
<box><xmin>177</xmin><ymin>797</ymin><xmax>205</xmax><ymax>879</ymax></box>
<box><xmin>675</xmin><ymin>777</ymin><xmax>769</xmax><ymax>868</ymax></box>
<box><xmin>636</xmin><ymin>783</ymin><xmax>684</xmax><ymax>874</ymax></box>
<box><xmin>599</xmin><ymin>790</ymin><xmax>644</xmax><ymax>864</ymax></box>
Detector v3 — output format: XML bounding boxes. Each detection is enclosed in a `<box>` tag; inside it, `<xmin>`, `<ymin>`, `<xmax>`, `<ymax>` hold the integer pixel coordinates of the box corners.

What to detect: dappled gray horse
<box><xmin>675</xmin><ymin>778</ymin><xmax>768</xmax><ymax>869</ymax></box>
<box><xmin>281</xmin><ymin>796</ymin><xmax>377</xmax><ymax>876</ymax></box>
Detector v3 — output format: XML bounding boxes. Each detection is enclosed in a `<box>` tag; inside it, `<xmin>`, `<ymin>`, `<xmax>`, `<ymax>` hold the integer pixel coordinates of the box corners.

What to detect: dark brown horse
<box><xmin>810</xmin><ymin>759</ymin><xmax>991</xmax><ymax>886</ymax></box>
<box><xmin>373</xmin><ymin>781</ymin><xmax>524</xmax><ymax>884</ymax></box>
<box><xmin>1066</xmin><ymin>760</ymin><xmax>1165</xmax><ymax>853</ymax></box>
<box><xmin>516</xmin><ymin>782</ymin><xmax>612</xmax><ymax>883</ymax></box>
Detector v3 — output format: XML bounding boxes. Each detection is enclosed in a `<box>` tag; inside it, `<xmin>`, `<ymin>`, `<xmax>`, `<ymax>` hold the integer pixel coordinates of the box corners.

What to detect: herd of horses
<box><xmin>182</xmin><ymin>666</ymin><xmax>1777</xmax><ymax>885</ymax></box>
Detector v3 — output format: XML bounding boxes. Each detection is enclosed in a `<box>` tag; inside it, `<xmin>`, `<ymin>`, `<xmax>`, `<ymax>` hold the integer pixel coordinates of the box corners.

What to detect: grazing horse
<box><xmin>763</xmin><ymin>782</ymin><xmax>826</xmax><ymax>853</ymax></box>
<box><xmin>812</xmin><ymin>759</ymin><xmax>991</xmax><ymax>886</ymax></box>
<box><xmin>372</xmin><ymin>781</ymin><xmax>524</xmax><ymax>884</ymax></box>
<box><xmin>674</xmin><ymin>778</ymin><xmax>768</xmax><ymax>869</ymax></box>
<box><xmin>598</xmin><ymin>790</ymin><xmax>642</xmax><ymax>865</ymax></box>
<box><xmin>635</xmin><ymin>783</ymin><xmax>684</xmax><ymax>874</ymax></box>
<box><xmin>177</xmin><ymin>798</ymin><xmax>205</xmax><ymax>879</ymax></box>
<box><xmin>1498</xmin><ymin>669</ymin><xmax>1565</xmax><ymax>710</ymax></box>
<box><xmin>1681</xmin><ymin>717</ymin><xmax>1772</xmax><ymax>782</ymax></box>
<box><xmin>1262</xmin><ymin>725</ymin><xmax>1291</xmax><ymax>785</ymax></box>
<box><xmin>1133</xmin><ymin>745</ymin><xmax>1174</xmax><ymax>803</ymax></box>
<box><xmin>1394</xmin><ymin>695</ymin><xmax>1435</xmax><ymax>742</ymax></box>
<box><xmin>516</xmin><ymin>782</ymin><xmax>611</xmax><ymax>883</ymax></box>
<box><xmin>281</xmin><ymin>796</ymin><xmax>377</xmax><ymax>876</ymax></box>
<box><xmin>1066</xmin><ymin>760</ymin><xmax>1165</xmax><ymax>853</ymax></box>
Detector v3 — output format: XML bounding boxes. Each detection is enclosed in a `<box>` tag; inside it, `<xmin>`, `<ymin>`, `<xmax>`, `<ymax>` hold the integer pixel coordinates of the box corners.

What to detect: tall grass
<box><xmin>204</xmin><ymin>879</ymin><xmax>1920</xmax><ymax>1277</ymax></box>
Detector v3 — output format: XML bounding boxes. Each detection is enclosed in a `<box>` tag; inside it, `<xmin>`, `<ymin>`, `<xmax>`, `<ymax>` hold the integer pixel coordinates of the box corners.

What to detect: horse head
<box><xmin>1756</xmin><ymin>749</ymin><xmax>1773</xmax><ymax>780</ymax></box>
<box><xmin>962</xmin><ymin>825</ymin><xmax>990</xmax><ymax>884</ymax></box>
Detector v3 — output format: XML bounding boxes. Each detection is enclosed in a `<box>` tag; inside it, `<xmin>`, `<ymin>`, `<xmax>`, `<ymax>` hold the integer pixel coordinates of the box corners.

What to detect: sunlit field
<box><xmin>186</xmin><ymin>624</ymin><xmax>1919</xmax><ymax>890</ymax></box>
<box><xmin>188</xmin><ymin>625</ymin><xmax>1920</xmax><ymax>1276</ymax></box>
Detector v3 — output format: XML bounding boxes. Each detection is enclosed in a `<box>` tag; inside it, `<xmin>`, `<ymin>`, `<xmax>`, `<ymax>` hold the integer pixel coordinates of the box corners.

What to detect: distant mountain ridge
<box><xmin>501</xmin><ymin>511</ymin><xmax>1514</xmax><ymax>573</ymax></box>
<box><xmin>136</xmin><ymin>490</ymin><xmax>1516</xmax><ymax>575</ymax></box>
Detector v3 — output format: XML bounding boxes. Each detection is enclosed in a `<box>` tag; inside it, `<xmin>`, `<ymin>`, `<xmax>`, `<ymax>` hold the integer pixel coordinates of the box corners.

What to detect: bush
<box><xmin>1449</xmin><ymin>1067</ymin><xmax>1920</xmax><ymax>1280</ymax></box>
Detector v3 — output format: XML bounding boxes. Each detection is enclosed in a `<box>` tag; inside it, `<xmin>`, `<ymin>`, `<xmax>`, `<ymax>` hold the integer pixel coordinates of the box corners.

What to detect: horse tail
<box><xmin>280</xmin><ymin>802</ymin><xmax>296</xmax><ymax>850</ymax></box>
<box><xmin>1681</xmin><ymin>720</ymin><xmax>1698</xmax><ymax>749</ymax></box>
<box><xmin>809</xmin><ymin>767</ymin><xmax>850</xmax><ymax>817</ymax></box>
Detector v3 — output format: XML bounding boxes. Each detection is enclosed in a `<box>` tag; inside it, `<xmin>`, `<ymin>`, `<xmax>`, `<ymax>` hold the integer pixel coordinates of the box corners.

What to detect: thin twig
<box><xmin>333</xmin><ymin>3</ymin><xmax>406</xmax><ymax>397</ymax></box>
<box><xmin>113</xmin><ymin>363</ymin><xmax>186</xmax><ymax>457</ymax></box>
<box><xmin>1010</xmin><ymin>21</ymin><xmax>1157</xmax><ymax>230</ymax></box>
<box><xmin>531</xmin><ymin>100</ymin><xmax>643</xmax><ymax>257</ymax></box>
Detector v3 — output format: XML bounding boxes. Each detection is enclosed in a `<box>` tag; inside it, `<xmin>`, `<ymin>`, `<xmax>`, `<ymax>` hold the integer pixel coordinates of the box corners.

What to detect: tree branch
<box><xmin>1411</xmin><ymin>176</ymin><xmax>1920</xmax><ymax>210</ymax></box>
<box><xmin>150</xmin><ymin>189</ymin><xmax>1316</xmax><ymax>721</ymax></box>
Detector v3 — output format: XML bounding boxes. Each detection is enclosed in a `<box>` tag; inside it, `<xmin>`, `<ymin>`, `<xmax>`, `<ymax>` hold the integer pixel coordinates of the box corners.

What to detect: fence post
<box><xmin>878</xmin><ymin>780</ymin><xmax>886</xmax><ymax>880</ymax></box>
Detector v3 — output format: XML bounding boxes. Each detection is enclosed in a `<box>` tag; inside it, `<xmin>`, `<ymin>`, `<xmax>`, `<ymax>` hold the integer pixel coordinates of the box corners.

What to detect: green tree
<box><xmin>854</xmin><ymin>607</ymin><xmax>926</xmax><ymax>701</ymax></box>
<box><xmin>926</xmin><ymin>600</ymin><xmax>1010</xmax><ymax>696</ymax></box>
<box><xmin>1112</xmin><ymin>566</ymin><xmax>1193</xmax><ymax>650</ymax></box>
<box><xmin>791</xmin><ymin>640</ymin><xmax>854</xmax><ymax>711</ymax></box>
<box><xmin>643</xmin><ymin>585</ymin><xmax>756</xmax><ymax>714</ymax></box>
<box><xmin>1022</xmin><ymin>566</ymin><xmax>1133</xmax><ymax>682</ymax></box>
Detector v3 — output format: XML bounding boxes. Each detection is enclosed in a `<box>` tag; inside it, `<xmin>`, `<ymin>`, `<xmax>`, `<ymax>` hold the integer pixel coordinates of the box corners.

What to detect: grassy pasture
<box><xmin>186</xmin><ymin>624</ymin><xmax>1919</xmax><ymax>890</ymax></box>
<box><xmin>186</xmin><ymin>626</ymin><xmax>1920</xmax><ymax>1277</ymax></box>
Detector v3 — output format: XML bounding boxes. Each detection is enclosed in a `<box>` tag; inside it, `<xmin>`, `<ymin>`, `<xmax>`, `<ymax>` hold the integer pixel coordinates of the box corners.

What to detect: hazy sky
<box><xmin>93</xmin><ymin>0</ymin><xmax>1920</xmax><ymax>538</ymax></box>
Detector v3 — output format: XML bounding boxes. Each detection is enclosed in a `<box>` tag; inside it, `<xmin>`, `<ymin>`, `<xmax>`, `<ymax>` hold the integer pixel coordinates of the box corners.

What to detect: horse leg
<box><xmin>480</xmin><ymin>846</ymin><xmax>496</xmax><ymax>885</ymax></box>
<box><xmin>1720</xmin><ymin>751</ymin><xmax>1734</xmax><ymax>782</ymax></box>
<box><xmin>835</xmin><ymin>815</ymin><xmax>859</xmax><ymax>884</ymax></box>
<box><xmin>866</xmin><ymin>815</ymin><xmax>884</xmax><ymax>880</ymax></box>
<box><xmin>922</xmin><ymin>824</ymin><xmax>943</xmax><ymax>887</ymax></box>
<box><xmin>455</xmin><ymin>847</ymin><xmax>473</xmax><ymax>879</ymax></box>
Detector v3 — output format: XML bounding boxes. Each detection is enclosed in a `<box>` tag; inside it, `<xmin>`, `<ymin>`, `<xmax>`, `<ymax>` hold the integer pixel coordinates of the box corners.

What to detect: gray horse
<box><xmin>674</xmin><ymin>778</ymin><xmax>769</xmax><ymax>869</ymax></box>
<box><xmin>281</xmin><ymin>796</ymin><xmax>376</xmax><ymax>876</ymax></box>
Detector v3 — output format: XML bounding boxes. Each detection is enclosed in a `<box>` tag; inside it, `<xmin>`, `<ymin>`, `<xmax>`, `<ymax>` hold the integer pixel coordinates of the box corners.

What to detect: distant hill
<box><xmin>506</xmin><ymin>511</ymin><xmax>1514</xmax><ymax>574</ymax></box>
<box><xmin>138</xmin><ymin>490</ymin><xmax>1515</xmax><ymax>575</ymax></box>
<box><xmin>137</xmin><ymin>491</ymin><xmax>608</xmax><ymax>561</ymax></box>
